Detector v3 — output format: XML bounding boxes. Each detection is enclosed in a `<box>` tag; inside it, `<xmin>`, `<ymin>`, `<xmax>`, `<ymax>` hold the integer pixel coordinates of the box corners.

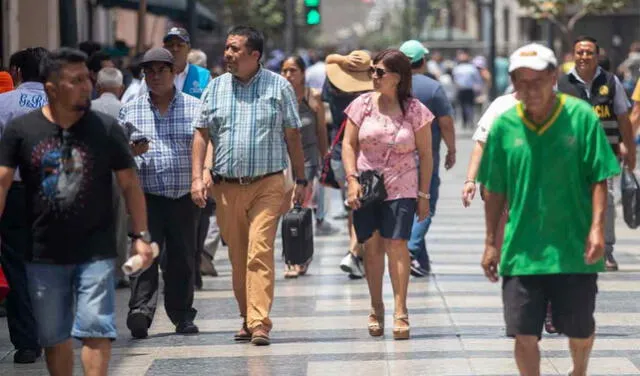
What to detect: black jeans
<box><xmin>0</xmin><ymin>183</ymin><xmax>40</xmax><ymax>351</ymax></box>
<box><xmin>457</xmin><ymin>88</ymin><xmax>476</xmax><ymax>128</ymax></box>
<box><xmin>128</xmin><ymin>194</ymin><xmax>198</xmax><ymax>326</ymax></box>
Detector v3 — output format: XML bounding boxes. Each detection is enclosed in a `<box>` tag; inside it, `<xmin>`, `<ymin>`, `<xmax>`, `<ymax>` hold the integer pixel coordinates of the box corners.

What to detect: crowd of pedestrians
<box><xmin>0</xmin><ymin>23</ymin><xmax>639</xmax><ymax>376</ymax></box>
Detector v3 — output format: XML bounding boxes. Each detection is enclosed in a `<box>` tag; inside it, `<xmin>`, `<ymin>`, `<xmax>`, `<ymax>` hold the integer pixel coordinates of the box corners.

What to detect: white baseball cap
<box><xmin>508</xmin><ymin>43</ymin><xmax>557</xmax><ymax>73</ymax></box>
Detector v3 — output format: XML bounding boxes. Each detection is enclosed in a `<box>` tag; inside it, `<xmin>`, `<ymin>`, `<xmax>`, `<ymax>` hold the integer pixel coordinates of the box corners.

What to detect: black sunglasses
<box><xmin>368</xmin><ymin>66</ymin><xmax>387</xmax><ymax>77</ymax></box>
<box><xmin>60</xmin><ymin>130</ymin><xmax>73</xmax><ymax>172</ymax></box>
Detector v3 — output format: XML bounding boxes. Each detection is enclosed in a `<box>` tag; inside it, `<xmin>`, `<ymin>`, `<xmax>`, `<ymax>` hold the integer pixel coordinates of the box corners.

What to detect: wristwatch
<box><xmin>295</xmin><ymin>178</ymin><xmax>309</xmax><ymax>187</ymax></box>
<box><xmin>417</xmin><ymin>191</ymin><xmax>431</xmax><ymax>200</ymax></box>
<box><xmin>129</xmin><ymin>231</ymin><xmax>152</xmax><ymax>244</ymax></box>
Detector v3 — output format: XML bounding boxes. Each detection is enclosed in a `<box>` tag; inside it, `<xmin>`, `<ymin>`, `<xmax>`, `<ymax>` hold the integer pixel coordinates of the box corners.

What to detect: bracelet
<box><xmin>346</xmin><ymin>173</ymin><xmax>359</xmax><ymax>181</ymax></box>
<box><xmin>417</xmin><ymin>191</ymin><xmax>431</xmax><ymax>200</ymax></box>
<box><xmin>464</xmin><ymin>179</ymin><xmax>476</xmax><ymax>185</ymax></box>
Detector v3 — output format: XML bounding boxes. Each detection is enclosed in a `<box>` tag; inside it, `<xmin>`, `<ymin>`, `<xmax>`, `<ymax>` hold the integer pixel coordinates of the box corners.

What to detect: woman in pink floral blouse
<box><xmin>342</xmin><ymin>49</ymin><xmax>434</xmax><ymax>340</ymax></box>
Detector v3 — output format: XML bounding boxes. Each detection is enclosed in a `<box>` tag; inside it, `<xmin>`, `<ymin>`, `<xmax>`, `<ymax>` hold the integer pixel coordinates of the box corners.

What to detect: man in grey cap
<box><xmin>119</xmin><ymin>47</ymin><xmax>203</xmax><ymax>339</ymax></box>
<box><xmin>138</xmin><ymin>27</ymin><xmax>211</xmax><ymax>99</ymax></box>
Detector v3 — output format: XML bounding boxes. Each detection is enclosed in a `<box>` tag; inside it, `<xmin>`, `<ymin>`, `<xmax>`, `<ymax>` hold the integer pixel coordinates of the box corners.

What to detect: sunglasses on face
<box><xmin>368</xmin><ymin>66</ymin><xmax>387</xmax><ymax>78</ymax></box>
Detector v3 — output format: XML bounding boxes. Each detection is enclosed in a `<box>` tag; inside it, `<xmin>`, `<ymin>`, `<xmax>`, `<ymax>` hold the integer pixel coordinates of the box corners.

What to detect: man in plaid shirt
<box><xmin>118</xmin><ymin>48</ymin><xmax>202</xmax><ymax>339</ymax></box>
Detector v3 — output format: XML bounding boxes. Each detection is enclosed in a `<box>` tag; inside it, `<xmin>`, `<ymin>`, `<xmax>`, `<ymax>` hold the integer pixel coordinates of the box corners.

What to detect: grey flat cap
<box><xmin>141</xmin><ymin>48</ymin><xmax>174</xmax><ymax>66</ymax></box>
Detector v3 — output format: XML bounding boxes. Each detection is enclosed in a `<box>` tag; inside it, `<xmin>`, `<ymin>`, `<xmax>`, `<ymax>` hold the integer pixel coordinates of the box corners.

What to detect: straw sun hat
<box><xmin>325</xmin><ymin>50</ymin><xmax>373</xmax><ymax>93</ymax></box>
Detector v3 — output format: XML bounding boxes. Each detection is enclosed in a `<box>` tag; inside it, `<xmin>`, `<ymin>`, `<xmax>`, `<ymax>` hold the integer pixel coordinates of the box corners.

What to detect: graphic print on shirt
<box><xmin>19</xmin><ymin>93</ymin><xmax>47</xmax><ymax>109</ymax></box>
<box><xmin>31</xmin><ymin>137</ymin><xmax>93</xmax><ymax>215</ymax></box>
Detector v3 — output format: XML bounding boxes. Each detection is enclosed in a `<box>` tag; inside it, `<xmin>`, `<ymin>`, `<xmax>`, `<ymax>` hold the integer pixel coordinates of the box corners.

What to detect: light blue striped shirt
<box><xmin>193</xmin><ymin>68</ymin><xmax>302</xmax><ymax>178</ymax></box>
<box><xmin>118</xmin><ymin>89</ymin><xmax>201</xmax><ymax>199</ymax></box>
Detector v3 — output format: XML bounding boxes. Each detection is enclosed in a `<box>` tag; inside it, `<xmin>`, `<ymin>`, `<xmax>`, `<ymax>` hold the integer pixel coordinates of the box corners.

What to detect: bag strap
<box><xmin>328</xmin><ymin>118</ymin><xmax>347</xmax><ymax>153</ymax></box>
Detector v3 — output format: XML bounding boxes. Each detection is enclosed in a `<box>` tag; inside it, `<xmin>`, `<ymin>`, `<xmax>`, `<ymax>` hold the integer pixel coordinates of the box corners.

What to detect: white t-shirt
<box><xmin>472</xmin><ymin>93</ymin><xmax>519</xmax><ymax>143</ymax></box>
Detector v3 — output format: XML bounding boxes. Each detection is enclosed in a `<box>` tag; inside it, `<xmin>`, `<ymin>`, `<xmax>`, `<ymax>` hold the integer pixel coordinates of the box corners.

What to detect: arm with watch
<box><xmin>415</xmin><ymin>120</ymin><xmax>433</xmax><ymax>222</ymax></box>
<box><xmin>114</xmin><ymin>168</ymin><xmax>155</xmax><ymax>271</ymax></box>
<box><xmin>284</xmin><ymin>127</ymin><xmax>308</xmax><ymax>205</ymax></box>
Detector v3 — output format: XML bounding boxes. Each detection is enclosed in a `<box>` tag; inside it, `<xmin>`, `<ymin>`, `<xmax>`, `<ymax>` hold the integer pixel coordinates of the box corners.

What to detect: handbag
<box><xmin>358</xmin><ymin>169</ymin><xmax>387</xmax><ymax>207</ymax></box>
<box><xmin>621</xmin><ymin>167</ymin><xmax>640</xmax><ymax>229</ymax></box>
<box><xmin>319</xmin><ymin>119</ymin><xmax>347</xmax><ymax>189</ymax></box>
<box><xmin>0</xmin><ymin>265</ymin><xmax>9</xmax><ymax>301</ymax></box>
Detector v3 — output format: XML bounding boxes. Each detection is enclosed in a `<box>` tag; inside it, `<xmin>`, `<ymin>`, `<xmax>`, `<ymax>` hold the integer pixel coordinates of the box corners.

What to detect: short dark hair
<box><xmin>573</xmin><ymin>36</ymin><xmax>600</xmax><ymax>54</ymax></box>
<box><xmin>129</xmin><ymin>56</ymin><xmax>143</xmax><ymax>79</ymax></box>
<box><xmin>40</xmin><ymin>48</ymin><xmax>88</xmax><ymax>83</ymax></box>
<box><xmin>78</xmin><ymin>41</ymin><xmax>102</xmax><ymax>57</ymax></box>
<box><xmin>410</xmin><ymin>57</ymin><xmax>425</xmax><ymax>70</ymax></box>
<box><xmin>87</xmin><ymin>51</ymin><xmax>112</xmax><ymax>74</ymax></box>
<box><xmin>227</xmin><ymin>26</ymin><xmax>264</xmax><ymax>60</ymax></box>
<box><xmin>9</xmin><ymin>47</ymin><xmax>49</xmax><ymax>82</ymax></box>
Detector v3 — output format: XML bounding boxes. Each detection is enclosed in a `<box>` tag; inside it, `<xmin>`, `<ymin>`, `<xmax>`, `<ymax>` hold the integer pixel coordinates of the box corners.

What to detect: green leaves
<box><xmin>518</xmin><ymin>0</ymin><xmax>629</xmax><ymax>19</ymax></box>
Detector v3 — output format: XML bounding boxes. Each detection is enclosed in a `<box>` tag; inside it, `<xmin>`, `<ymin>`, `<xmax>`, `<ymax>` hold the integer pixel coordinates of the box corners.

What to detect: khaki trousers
<box><xmin>212</xmin><ymin>173</ymin><xmax>284</xmax><ymax>331</ymax></box>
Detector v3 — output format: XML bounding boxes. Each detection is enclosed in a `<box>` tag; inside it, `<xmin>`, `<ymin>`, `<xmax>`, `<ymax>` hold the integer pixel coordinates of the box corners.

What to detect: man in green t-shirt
<box><xmin>478</xmin><ymin>43</ymin><xmax>620</xmax><ymax>376</ymax></box>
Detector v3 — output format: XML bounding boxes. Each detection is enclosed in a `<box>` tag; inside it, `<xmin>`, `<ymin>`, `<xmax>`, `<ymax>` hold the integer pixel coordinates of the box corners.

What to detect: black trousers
<box><xmin>195</xmin><ymin>200</ymin><xmax>216</xmax><ymax>287</ymax></box>
<box><xmin>0</xmin><ymin>183</ymin><xmax>40</xmax><ymax>350</ymax></box>
<box><xmin>457</xmin><ymin>88</ymin><xmax>476</xmax><ymax>128</ymax></box>
<box><xmin>128</xmin><ymin>194</ymin><xmax>198</xmax><ymax>326</ymax></box>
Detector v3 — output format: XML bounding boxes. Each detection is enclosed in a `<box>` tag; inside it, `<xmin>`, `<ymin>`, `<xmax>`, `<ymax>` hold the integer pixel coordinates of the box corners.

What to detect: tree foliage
<box><xmin>518</xmin><ymin>0</ymin><xmax>631</xmax><ymax>43</ymax></box>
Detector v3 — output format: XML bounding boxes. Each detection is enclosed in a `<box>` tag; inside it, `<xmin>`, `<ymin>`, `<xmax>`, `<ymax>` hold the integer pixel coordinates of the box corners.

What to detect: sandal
<box><xmin>284</xmin><ymin>264</ymin><xmax>299</xmax><ymax>279</ymax></box>
<box><xmin>298</xmin><ymin>258</ymin><xmax>312</xmax><ymax>276</ymax></box>
<box><xmin>368</xmin><ymin>308</ymin><xmax>384</xmax><ymax>337</ymax></box>
<box><xmin>393</xmin><ymin>314</ymin><xmax>410</xmax><ymax>340</ymax></box>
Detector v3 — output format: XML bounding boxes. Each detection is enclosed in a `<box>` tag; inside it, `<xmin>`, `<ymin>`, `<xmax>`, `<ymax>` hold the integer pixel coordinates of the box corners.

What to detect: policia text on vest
<box><xmin>558</xmin><ymin>71</ymin><xmax>620</xmax><ymax>146</ymax></box>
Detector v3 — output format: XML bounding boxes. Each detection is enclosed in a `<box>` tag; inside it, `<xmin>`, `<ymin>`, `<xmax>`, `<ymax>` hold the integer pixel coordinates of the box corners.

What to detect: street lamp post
<box><xmin>482</xmin><ymin>0</ymin><xmax>497</xmax><ymax>100</ymax></box>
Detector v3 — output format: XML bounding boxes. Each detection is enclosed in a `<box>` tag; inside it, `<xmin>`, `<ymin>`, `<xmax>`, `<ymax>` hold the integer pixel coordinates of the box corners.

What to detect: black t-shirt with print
<box><xmin>0</xmin><ymin>109</ymin><xmax>135</xmax><ymax>264</ymax></box>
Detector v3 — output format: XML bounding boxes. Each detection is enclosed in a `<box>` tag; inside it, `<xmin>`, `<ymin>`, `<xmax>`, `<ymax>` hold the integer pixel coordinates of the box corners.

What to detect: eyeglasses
<box><xmin>368</xmin><ymin>66</ymin><xmax>387</xmax><ymax>78</ymax></box>
<box><xmin>60</xmin><ymin>130</ymin><xmax>73</xmax><ymax>173</ymax></box>
<box><xmin>144</xmin><ymin>66</ymin><xmax>171</xmax><ymax>76</ymax></box>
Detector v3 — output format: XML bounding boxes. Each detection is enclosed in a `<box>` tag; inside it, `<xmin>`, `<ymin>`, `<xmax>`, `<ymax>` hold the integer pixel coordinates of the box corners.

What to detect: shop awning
<box><xmin>97</xmin><ymin>0</ymin><xmax>217</xmax><ymax>30</ymax></box>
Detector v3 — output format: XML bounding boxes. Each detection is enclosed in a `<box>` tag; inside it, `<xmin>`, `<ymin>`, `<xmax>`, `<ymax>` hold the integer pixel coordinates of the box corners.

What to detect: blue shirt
<box><xmin>194</xmin><ymin>69</ymin><xmax>302</xmax><ymax>178</ymax></box>
<box><xmin>118</xmin><ymin>89</ymin><xmax>201</xmax><ymax>199</ymax></box>
<box><xmin>452</xmin><ymin>62</ymin><xmax>483</xmax><ymax>90</ymax></box>
<box><xmin>0</xmin><ymin>82</ymin><xmax>47</xmax><ymax>138</ymax></box>
<box><xmin>412</xmin><ymin>74</ymin><xmax>454</xmax><ymax>175</ymax></box>
<box><xmin>321</xmin><ymin>79</ymin><xmax>363</xmax><ymax>161</ymax></box>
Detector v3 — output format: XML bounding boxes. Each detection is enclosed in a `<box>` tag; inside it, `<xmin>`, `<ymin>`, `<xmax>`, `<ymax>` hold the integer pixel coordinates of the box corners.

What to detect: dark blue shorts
<box><xmin>353</xmin><ymin>198</ymin><xmax>417</xmax><ymax>243</ymax></box>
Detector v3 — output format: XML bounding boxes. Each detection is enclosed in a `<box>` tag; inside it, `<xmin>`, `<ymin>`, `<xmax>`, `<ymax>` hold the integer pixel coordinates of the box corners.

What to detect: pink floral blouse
<box><xmin>344</xmin><ymin>92</ymin><xmax>434</xmax><ymax>201</ymax></box>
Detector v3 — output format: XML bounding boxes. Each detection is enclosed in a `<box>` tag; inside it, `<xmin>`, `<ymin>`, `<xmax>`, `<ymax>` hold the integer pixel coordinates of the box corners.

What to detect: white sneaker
<box><xmin>315</xmin><ymin>220</ymin><xmax>340</xmax><ymax>236</ymax></box>
<box><xmin>340</xmin><ymin>252</ymin><xmax>364</xmax><ymax>278</ymax></box>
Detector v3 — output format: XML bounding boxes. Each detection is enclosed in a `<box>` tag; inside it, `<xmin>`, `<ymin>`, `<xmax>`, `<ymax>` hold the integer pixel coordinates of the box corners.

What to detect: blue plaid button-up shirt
<box><xmin>119</xmin><ymin>90</ymin><xmax>201</xmax><ymax>199</ymax></box>
<box><xmin>193</xmin><ymin>68</ymin><xmax>302</xmax><ymax>178</ymax></box>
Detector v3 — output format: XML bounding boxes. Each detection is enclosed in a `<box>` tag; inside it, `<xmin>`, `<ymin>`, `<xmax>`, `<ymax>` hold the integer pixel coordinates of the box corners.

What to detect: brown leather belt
<box><xmin>217</xmin><ymin>171</ymin><xmax>282</xmax><ymax>185</ymax></box>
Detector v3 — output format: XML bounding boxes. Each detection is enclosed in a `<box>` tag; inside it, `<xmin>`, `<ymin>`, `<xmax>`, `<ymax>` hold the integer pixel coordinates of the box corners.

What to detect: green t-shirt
<box><xmin>477</xmin><ymin>94</ymin><xmax>621</xmax><ymax>276</ymax></box>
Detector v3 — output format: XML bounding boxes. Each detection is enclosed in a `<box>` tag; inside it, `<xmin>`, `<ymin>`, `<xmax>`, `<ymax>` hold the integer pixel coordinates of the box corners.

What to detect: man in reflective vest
<box><xmin>138</xmin><ymin>27</ymin><xmax>211</xmax><ymax>99</ymax></box>
<box><xmin>558</xmin><ymin>36</ymin><xmax>636</xmax><ymax>271</ymax></box>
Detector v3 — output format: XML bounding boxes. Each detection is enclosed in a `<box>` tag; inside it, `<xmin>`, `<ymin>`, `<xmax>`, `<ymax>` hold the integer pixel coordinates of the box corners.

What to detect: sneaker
<box><xmin>340</xmin><ymin>252</ymin><xmax>365</xmax><ymax>278</ymax></box>
<box><xmin>605</xmin><ymin>252</ymin><xmax>619</xmax><ymax>272</ymax></box>
<box><xmin>175</xmin><ymin>321</ymin><xmax>199</xmax><ymax>335</ymax></box>
<box><xmin>409</xmin><ymin>258</ymin><xmax>429</xmax><ymax>277</ymax></box>
<box><xmin>127</xmin><ymin>312</ymin><xmax>150</xmax><ymax>339</ymax></box>
<box><xmin>14</xmin><ymin>348</ymin><xmax>41</xmax><ymax>364</ymax></box>
<box><xmin>315</xmin><ymin>220</ymin><xmax>340</xmax><ymax>236</ymax></box>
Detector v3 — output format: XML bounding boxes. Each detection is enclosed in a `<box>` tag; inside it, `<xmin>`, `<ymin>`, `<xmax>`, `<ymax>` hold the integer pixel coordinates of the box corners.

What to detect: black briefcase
<box><xmin>281</xmin><ymin>205</ymin><xmax>314</xmax><ymax>266</ymax></box>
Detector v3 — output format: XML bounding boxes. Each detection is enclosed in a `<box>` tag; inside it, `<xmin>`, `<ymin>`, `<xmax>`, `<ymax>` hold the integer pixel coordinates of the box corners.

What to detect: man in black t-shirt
<box><xmin>0</xmin><ymin>48</ymin><xmax>154</xmax><ymax>376</ymax></box>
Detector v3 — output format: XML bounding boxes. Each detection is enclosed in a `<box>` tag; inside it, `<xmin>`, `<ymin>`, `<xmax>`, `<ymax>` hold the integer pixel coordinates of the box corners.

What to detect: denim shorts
<box><xmin>26</xmin><ymin>258</ymin><xmax>117</xmax><ymax>347</ymax></box>
<box><xmin>353</xmin><ymin>198</ymin><xmax>417</xmax><ymax>243</ymax></box>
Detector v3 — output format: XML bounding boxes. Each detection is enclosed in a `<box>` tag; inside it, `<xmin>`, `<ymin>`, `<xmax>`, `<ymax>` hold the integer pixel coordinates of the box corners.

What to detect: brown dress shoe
<box><xmin>234</xmin><ymin>322</ymin><xmax>251</xmax><ymax>341</ymax></box>
<box><xmin>250</xmin><ymin>325</ymin><xmax>270</xmax><ymax>346</ymax></box>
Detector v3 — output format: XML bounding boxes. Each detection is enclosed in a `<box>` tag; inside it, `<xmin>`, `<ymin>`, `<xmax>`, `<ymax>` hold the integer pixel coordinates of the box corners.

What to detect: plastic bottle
<box><xmin>122</xmin><ymin>242</ymin><xmax>160</xmax><ymax>276</ymax></box>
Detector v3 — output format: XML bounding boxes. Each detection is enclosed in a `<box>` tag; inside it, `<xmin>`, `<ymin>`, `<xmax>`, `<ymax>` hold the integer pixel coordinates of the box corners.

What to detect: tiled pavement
<box><xmin>2</xmin><ymin>137</ymin><xmax>640</xmax><ymax>375</ymax></box>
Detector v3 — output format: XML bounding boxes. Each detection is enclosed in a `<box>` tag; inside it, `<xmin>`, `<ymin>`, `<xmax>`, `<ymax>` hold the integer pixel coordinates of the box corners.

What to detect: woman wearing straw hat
<box><xmin>322</xmin><ymin>50</ymin><xmax>373</xmax><ymax>279</ymax></box>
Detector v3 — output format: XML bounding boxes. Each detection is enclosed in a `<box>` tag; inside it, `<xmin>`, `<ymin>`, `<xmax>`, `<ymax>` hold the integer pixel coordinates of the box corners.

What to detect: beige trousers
<box><xmin>212</xmin><ymin>173</ymin><xmax>285</xmax><ymax>331</ymax></box>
